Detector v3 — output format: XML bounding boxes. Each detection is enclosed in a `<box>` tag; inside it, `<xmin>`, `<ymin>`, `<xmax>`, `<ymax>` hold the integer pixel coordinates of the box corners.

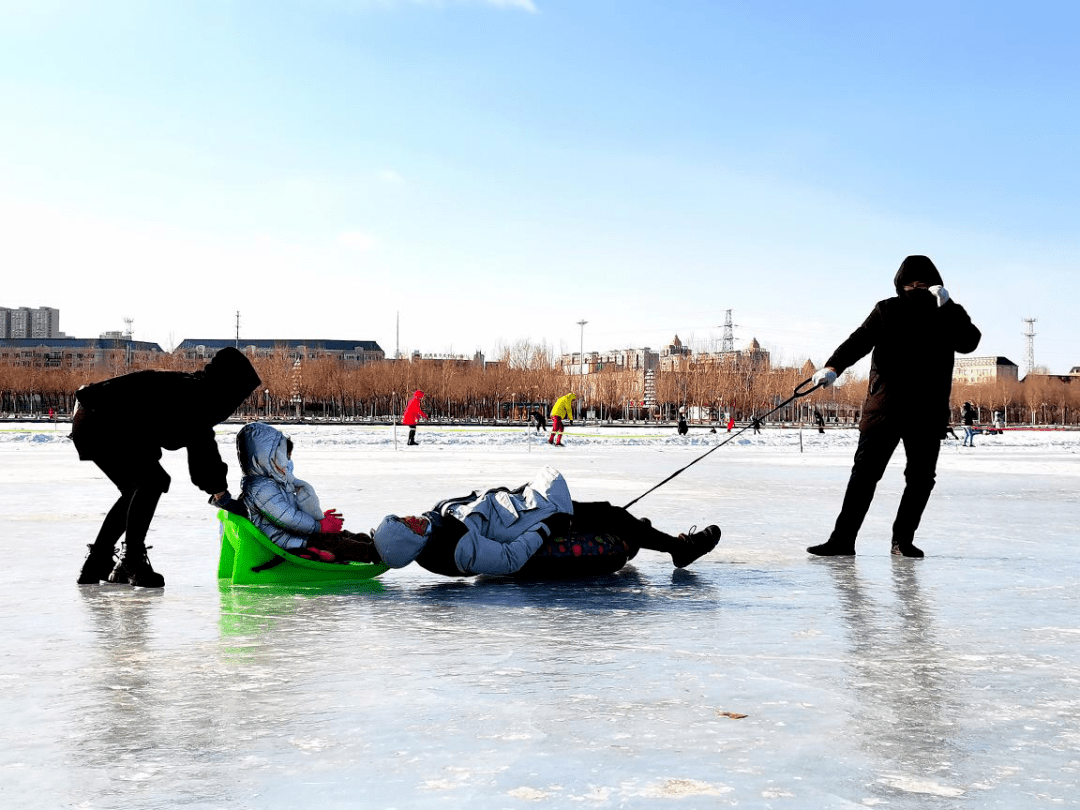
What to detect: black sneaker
<box><xmin>77</xmin><ymin>544</ymin><xmax>116</xmax><ymax>585</ymax></box>
<box><xmin>108</xmin><ymin>547</ymin><xmax>165</xmax><ymax>588</ymax></box>
<box><xmin>672</xmin><ymin>525</ymin><xmax>721</xmax><ymax>568</ymax></box>
<box><xmin>891</xmin><ymin>541</ymin><xmax>924</xmax><ymax>558</ymax></box>
<box><xmin>806</xmin><ymin>541</ymin><xmax>856</xmax><ymax>557</ymax></box>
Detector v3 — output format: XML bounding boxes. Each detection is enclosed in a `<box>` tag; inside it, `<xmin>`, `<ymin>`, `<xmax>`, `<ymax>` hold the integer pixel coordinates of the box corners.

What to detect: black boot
<box><xmin>807</xmin><ymin>541</ymin><xmax>856</xmax><ymax>556</ymax></box>
<box><xmin>891</xmin><ymin>541</ymin><xmax>924</xmax><ymax>558</ymax></box>
<box><xmin>109</xmin><ymin>545</ymin><xmax>165</xmax><ymax>588</ymax></box>
<box><xmin>77</xmin><ymin>544</ymin><xmax>117</xmax><ymax>585</ymax></box>
<box><xmin>671</xmin><ymin>525</ymin><xmax>721</xmax><ymax>568</ymax></box>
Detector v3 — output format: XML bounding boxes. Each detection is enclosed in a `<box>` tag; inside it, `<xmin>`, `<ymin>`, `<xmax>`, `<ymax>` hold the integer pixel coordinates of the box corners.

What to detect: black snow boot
<box><xmin>671</xmin><ymin>525</ymin><xmax>721</xmax><ymax>568</ymax></box>
<box><xmin>891</xmin><ymin>541</ymin><xmax>924</xmax><ymax>558</ymax></box>
<box><xmin>77</xmin><ymin>544</ymin><xmax>117</xmax><ymax>585</ymax></box>
<box><xmin>807</xmin><ymin>541</ymin><xmax>856</xmax><ymax>557</ymax></box>
<box><xmin>108</xmin><ymin>545</ymin><xmax>165</xmax><ymax>588</ymax></box>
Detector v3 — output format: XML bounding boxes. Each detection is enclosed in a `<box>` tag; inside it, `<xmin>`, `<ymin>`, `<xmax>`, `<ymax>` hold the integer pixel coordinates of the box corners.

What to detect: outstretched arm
<box><xmin>453</xmin><ymin>524</ymin><xmax>552</xmax><ymax>576</ymax></box>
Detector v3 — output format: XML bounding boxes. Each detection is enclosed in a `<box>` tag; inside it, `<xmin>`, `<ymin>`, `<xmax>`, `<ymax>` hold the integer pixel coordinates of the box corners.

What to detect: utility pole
<box><xmin>577</xmin><ymin>319</ymin><xmax>588</xmax><ymax>377</ymax></box>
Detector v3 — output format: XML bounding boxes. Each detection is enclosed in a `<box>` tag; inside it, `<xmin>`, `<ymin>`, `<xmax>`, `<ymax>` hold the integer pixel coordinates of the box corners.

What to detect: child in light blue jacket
<box><xmin>236</xmin><ymin>422</ymin><xmax>378</xmax><ymax>563</ymax></box>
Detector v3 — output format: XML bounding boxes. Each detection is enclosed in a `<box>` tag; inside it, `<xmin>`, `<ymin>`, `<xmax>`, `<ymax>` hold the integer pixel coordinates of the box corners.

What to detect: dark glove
<box><xmin>542</xmin><ymin>513</ymin><xmax>572</xmax><ymax>539</ymax></box>
<box><xmin>209</xmin><ymin>490</ymin><xmax>247</xmax><ymax>517</ymax></box>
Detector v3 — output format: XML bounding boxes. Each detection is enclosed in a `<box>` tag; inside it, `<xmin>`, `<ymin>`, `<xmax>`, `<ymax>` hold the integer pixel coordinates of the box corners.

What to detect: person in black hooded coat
<box><xmin>807</xmin><ymin>255</ymin><xmax>981</xmax><ymax>558</ymax></box>
<box><xmin>71</xmin><ymin>347</ymin><xmax>261</xmax><ymax>586</ymax></box>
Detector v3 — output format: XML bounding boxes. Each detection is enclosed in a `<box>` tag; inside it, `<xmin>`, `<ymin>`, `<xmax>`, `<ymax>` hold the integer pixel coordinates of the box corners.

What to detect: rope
<box><xmin>623</xmin><ymin>378</ymin><xmax>824</xmax><ymax>509</ymax></box>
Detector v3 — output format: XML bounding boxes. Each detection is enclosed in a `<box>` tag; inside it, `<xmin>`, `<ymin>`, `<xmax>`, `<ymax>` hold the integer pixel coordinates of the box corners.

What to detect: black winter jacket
<box><xmin>825</xmin><ymin>261</ymin><xmax>981</xmax><ymax>432</ymax></box>
<box><xmin>71</xmin><ymin>348</ymin><xmax>261</xmax><ymax>494</ymax></box>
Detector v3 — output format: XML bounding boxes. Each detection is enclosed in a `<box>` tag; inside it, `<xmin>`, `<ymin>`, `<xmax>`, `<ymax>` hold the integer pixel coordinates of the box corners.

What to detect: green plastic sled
<box><xmin>217</xmin><ymin>510</ymin><xmax>388</xmax><ymax>585</ymax></box>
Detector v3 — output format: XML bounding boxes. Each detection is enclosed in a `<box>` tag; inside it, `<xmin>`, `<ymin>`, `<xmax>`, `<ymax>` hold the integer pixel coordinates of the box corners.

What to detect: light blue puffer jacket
<box><xmin>237</xmin><ymin>422</ymin><xmax>324</xmax><ymax>550</ymax></box>
<box><xmin>445</xmin><ymin>465</ymin><xmax>574</xmax><ymax>575</ymax></box>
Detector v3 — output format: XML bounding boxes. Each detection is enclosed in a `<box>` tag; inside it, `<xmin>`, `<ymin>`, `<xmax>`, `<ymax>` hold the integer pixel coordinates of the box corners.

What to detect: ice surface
<box><xmin>2</xmin><ymin>422</ymin><xmax>1079</xmax><ymax>809</ymax></box>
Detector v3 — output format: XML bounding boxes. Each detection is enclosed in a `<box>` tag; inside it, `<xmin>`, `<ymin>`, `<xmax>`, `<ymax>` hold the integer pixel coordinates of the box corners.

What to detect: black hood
<box><xmin>200</xmin><ymin>347</ymin><xmax>261</xmax><ymax>421</ymax></box>
<box><xmin>894</xmin><ymin>255</ymin><xmax>944</xmax><ymax>294</ymax></box>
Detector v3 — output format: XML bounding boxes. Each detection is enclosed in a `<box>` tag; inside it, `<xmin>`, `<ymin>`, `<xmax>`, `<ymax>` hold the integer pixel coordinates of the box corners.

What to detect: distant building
<box><xmin>0</xmin><ymin>306</ymin><xmax>65</xmax><ymax>339</ymax></box>
<box><xmin>953</xmin><ymin>356</ymin><xmax>1019</xmax><ymax>386</ymax></box>
<box><xmin>407</xmin><ymin>349</ymin><xmax>486</xmax><ymax>368</ymax></box>
<box><xmin>691</xmin><ymin>337</ymin><xmax>771</xmax><ymax>372</ymax></box>
<box><xmin>1022</xmin><ymin>372</ymin><xmax>1078</xmax><ymax>385</ymax></box>
<box><xmin>174</xmin><ymin>338</ymin><xmax>385</xmax><ymax>365</ymax></box>
<box><xmin>658</xmin><ymin>335</ymin><xmax>692</xmax><ymax>372</ymax></box>
<box><xmin>0</xmin><ymin>337</ymin><xmax>164</xmax><ymax>367</ymax></box>
<box><xmin>560</xmin><ymin>335</ymin><xmax>771</xmax><ymax>380</ymax></box>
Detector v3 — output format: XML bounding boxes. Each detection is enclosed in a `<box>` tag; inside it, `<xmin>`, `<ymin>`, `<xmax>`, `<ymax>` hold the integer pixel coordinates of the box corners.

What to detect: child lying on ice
<box><xmin>236</xmin><ymin>422</ymin><xmax>379</xmax><ymax>563</ymax></box>
<box><xmin>370</xmin><ymin>465</ymin><xmax>721</xmax><ymax>578</ymax></box>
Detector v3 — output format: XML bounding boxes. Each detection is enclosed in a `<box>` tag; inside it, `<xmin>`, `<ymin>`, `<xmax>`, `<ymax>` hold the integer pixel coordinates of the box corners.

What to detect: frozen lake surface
<box><xmin>2</xmin><ymin>422</ymin><xmax>1079</xmax><ymax>808</ymax></box>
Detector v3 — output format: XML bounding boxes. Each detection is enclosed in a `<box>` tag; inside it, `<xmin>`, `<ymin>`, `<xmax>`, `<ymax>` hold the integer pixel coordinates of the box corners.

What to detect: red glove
<box><xmin>318</xmin><ymin>509</ymin><xmax>344</xmax><ymax>534</ymax></box>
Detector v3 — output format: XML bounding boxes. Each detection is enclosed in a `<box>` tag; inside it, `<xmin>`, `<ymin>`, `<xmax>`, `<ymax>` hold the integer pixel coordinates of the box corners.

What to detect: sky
<box><xmin>2</xmin><ymin>0</ymin><xmax>1078</xmax><ymax>374</ymax></box>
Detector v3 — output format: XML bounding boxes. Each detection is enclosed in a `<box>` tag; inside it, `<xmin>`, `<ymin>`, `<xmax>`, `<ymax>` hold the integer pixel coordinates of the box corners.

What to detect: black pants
<box><xmin>72</xmin><ymin>410</ymin><xmax>171</xmax><ymax>558</ymax></box>
<box><xmin>570</xmin><ymin>501</ymin><xmax>679</xmax><ymax>554</ymax></box>
<box><xmin>829</xmin><ymin>423</ymin><xmax>942</xmax><ymax>547</ymax></box>
<box><xmin>89</xmin><ymin>452</ymin><xmax>172</xmax><ymax>557</ymax></box>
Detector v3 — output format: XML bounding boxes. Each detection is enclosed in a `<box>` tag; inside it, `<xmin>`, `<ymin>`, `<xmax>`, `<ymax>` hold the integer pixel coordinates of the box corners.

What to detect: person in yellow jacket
<box><xmin>548</xmin><ymin>393</ymin><xmax>577</xmax><ymax>446</ymax></box>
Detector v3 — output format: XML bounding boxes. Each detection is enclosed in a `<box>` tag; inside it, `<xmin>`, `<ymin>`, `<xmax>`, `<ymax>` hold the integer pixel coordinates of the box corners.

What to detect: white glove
<box><xmin>928</xmin><ymin>285</ymin><xmax>950</xmax><ymax>307</ymax></box>
<box><xmin>812</xmin><ymin>368</ymin><xmax>837</xmax><ymax>388</ymax></box>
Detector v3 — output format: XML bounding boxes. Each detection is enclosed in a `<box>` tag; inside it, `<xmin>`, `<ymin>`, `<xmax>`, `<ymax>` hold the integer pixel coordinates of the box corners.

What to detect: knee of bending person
<box><xmin>142</xmin><ymin>464</ymin><xmax>171</xmax><ymax>494</ymax></box>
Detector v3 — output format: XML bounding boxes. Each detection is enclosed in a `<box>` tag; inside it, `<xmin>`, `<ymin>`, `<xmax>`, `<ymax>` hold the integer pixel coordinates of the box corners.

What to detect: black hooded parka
<box><xmin>824</xmin><ymin>255</ymin><xmax>981</xmax><ymax>432</ymax></box>
<box><xmin>72</xmin><ymin>347</ymin><xmax>261</xmax><ymax>495</ymax></box>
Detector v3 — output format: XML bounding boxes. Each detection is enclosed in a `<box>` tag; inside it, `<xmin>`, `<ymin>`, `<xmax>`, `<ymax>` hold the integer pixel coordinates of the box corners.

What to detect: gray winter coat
<box><xmin>237</xmin><ymin>422</ymin><xmax>325</xmax><ymax>550</ymax></box>
<box><xmin>442</xmin><ymin>465</ymin><xmax>574</xmax><ymax>575</ymax></box>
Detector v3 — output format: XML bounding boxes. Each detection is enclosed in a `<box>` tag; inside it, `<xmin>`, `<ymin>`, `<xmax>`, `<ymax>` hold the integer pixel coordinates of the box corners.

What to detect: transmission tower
<box><xmin>721</xmin><ymin>310</ymin><xmax>736</xmax><ymax>353</ymax></box>
<box><xmin>1023</xmin><ymin>317</ymin><xmax>1037</xmax><ymax>376</ymax></box>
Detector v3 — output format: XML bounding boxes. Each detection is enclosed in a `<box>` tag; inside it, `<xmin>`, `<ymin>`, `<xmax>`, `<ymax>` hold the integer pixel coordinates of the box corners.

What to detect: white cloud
<box><xmin>483</xmin><ymin>0</ymin><xmax>538</xmax><ymax>11</ymax></box>
<box><xmin>336</xmin><ymin>230</ymin><xmax>378</xmax><ymax>251</ymax></box>
<box><xmin>348</xmin><ymin>0</ymin><xmax>538</xmax><ymax>12</ymax></box>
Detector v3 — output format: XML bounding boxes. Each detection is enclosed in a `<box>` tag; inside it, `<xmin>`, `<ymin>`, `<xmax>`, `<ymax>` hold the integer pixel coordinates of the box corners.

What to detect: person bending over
<box><xmin>72</xmin><ymin>347</ymin><xmax>261</xmax><ymax>587</ymax></box>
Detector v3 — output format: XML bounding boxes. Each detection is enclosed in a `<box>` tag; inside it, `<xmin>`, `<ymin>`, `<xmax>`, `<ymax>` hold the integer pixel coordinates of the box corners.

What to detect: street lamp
<box><xmin>577</xmin><ymin>319</ymin><xmax>587</xmax><ymax>422</ymax></box>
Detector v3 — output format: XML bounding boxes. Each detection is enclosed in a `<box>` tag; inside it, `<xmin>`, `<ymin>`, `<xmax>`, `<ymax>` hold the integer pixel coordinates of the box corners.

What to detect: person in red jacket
<box><xmin>402</xmin><ymin>390</ymin><xmax>428</xmax><ymax>446</ymax></box>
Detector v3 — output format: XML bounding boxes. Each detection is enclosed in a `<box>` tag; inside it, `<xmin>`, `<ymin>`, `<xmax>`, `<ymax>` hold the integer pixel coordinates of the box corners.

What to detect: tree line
<box><xmin>1</xmin><ymin>344</ymin><xmax>1077</xmax><ymax>427</ymax></box>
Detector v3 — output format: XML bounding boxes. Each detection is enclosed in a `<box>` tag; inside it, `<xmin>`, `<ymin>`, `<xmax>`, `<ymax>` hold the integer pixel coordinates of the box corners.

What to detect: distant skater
<box><xmin>807</xmin><ymin>255</ymin><xmax>980</xmax><ymax>558</ymax></box>
<box><xmin>961</xmin><ymin>401</ymin><xmax>977</xmax><ymax>447</ymax></box>
<box><xmin>71</xmin><ymin>347</ymin><xmax>261</xmax><ymax>587</ymax></box>
<box><xmin>677</xmin><ymin>408</ymin><xmax>688</xmax><ymax>436</ymax></box>
<box><xmin>530</xmin><ymin>410</ymin><xmax>547</xmax><ymax>432</ymax></box>
<box><xmin>549</xmin><ymin>392</ymin><xmax>576</xmax><ymax>446</ymax></box>
<box><xmin>402</xmin><ymin>390</ymin><xmax>428</xmax><ymax>446</ymax></box>
<box><xmin>814</xmin><ymin>409</ymin><xmax>826</xmax><ymax>434</ymax></box>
